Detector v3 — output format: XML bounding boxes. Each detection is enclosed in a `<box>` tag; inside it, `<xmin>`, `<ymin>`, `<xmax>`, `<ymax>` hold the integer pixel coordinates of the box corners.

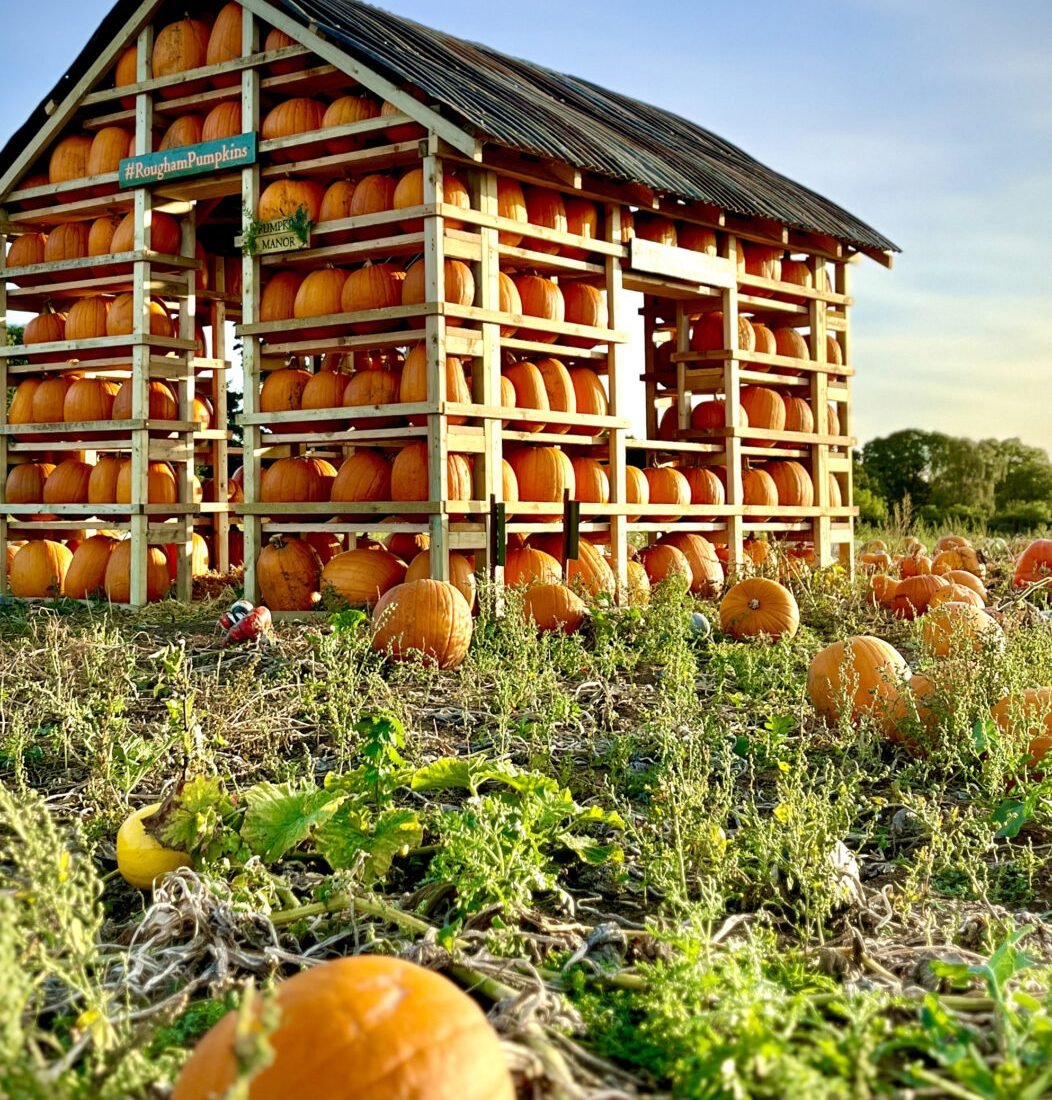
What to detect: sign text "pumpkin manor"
<box><xmin>118</xmin><ymin>134</ymin><xmax>258</xmax><ymax>189</ymax></box>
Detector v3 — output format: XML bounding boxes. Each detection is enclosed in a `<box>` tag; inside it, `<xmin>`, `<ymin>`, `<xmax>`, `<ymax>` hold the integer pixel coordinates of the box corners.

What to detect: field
<box><xmin>2</xmin><ymin>531</ymin><xmax>1051</xmax><ymax>1099</ymax></box>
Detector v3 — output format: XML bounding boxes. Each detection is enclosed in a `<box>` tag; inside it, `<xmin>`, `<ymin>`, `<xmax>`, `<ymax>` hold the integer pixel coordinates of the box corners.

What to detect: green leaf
<box><xmin>150</xmin><ymin>775</ymin><xmax>236</xmax><ymax>854</ymax></box>
<box><xmin>558</xmin><ymin>832</ymin><xmax>624</xmax><ymax>865</ymax></box>
<box><xmin>240</xmin><ymin>782</ymin><xmax>342</xmax><ymax>862</ymax></box>
<box><xmin>991</xmin><ymin>797</ymin><xmax>1033</xmax><ymax>839</ymax></box>
<box><xmin>328</xmin><ymin>608</ymin><xmax>368</xmax><ymax>633</ymax></box>
<box><xmin>314</xmin><ymin>805</ymin><xmax>422</xmax><ymax>879</ymax></box>
<box><xmin>410</xmin><ymin>758</ymin><xmax>476</xmax><ymax>792</ymax></box>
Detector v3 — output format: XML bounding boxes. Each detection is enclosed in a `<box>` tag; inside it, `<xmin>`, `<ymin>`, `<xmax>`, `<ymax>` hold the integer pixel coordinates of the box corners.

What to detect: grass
<box><xmin>0</xmin><ymin>530</ymin><xmax>1051</xmax><ymax>1098</ymax></box>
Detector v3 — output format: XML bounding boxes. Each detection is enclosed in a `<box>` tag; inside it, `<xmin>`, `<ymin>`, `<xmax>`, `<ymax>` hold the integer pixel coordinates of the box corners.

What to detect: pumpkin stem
<box><xmin>748</xmin><ymin>598</ymin><xmax>761</xmax><ymax>610</ymax></box>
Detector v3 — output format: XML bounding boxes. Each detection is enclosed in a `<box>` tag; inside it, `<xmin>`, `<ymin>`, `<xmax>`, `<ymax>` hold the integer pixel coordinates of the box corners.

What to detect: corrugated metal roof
<box><xmin>0</xmin><ymin>0</ymin><xmax>898</xmax><ymax>253</ymax></box>
<box><xmin>276</xmin><ymin>0</ymin><xmax>899</xmax><ymax>252</ymax></box>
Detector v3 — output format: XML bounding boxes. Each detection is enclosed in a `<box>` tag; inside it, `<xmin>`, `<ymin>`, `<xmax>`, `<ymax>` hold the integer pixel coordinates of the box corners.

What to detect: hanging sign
<box><xmin>118</xmin><ymin>134</ymin><xmax>258</xmax><ymax>189</ymax></box>
<box><xmin>235</xmin><ymin>215</ymin><xmax>312</xmax><ymax>256</ymax></box>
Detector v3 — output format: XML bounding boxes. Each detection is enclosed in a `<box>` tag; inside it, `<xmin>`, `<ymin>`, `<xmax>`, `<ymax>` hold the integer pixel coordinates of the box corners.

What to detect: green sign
<box><xmin>119</xmin><ymin>134</ymin><xmax>258</xmax><ymax>189</ymax></box>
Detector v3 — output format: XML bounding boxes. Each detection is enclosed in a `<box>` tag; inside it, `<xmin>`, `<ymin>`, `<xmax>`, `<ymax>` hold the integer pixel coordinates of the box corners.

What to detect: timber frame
<box><xmin>0</xmin><ymin>0</ymin><xmax>884</xmax><ymax>608</ymax></box>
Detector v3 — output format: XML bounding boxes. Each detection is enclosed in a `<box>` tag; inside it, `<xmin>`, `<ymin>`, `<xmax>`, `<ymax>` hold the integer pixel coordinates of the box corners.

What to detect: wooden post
<box><xmin>240</xmin><ymin>11</ymin><xmax>263</xmax><ymax>602</ymax></box>
<box><xmin>210</xmin><ymin>289</ymin><xmax>231</xmax><ymax>574</ymax></box>
<box><xmin>722</xmin><ymin>234</ymin><xmax>744</xmax><ymax>572</ymax></box>
<box><xmin>173</xmin><ymin>207</ymin><xmax>197</xmax><ymax>602</ymax></box>
<box><xmin>836</xmin><ymin>258</ymin><xmax>854</xmax><ymax>575</ymax></box>
<box><xmin>0</xmin><ymin>217</ymin><xmax>8</xmax><ymax>593</ymax></box>
<box><xmin>605</xmin><ymin>202</ymin><xmax>628</xmax><ymax>598</ymax></box>
<box><xmin>422</xmin><ymin>142</ymin><xmax>450</xmax><ymax>581</ymax></box>
<box><xmin>809</xmin><ymin>253</ymin><xmax>832</xmax><ymax>567</ymax></box>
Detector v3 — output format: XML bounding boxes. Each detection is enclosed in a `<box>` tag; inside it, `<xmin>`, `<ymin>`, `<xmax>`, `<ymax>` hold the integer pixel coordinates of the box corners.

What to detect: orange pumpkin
<box><xmin>562</xmin><ymin>197</ymin><xmax>601</xmax><ymax>260</ymax></box>
<box><xmin>644</xmin><ymin>466</ymin><xmax>691</xmax><ymax>522</ymax></box>
<box><xmin>497</xmin><ymin>177</ymin><xmax>528</xmax><ymax>246</ymax></box>
<box><xmin>782</xmin><ymin>396</ymin><xmax>815</xmax><ymax>435</ymax></box>
<box><xmin>260</xmin><ymin>271</ymin><xmax>304</xmax><ymax>323</ymax></box>
<box><xmin>992</xmin><ymin>689</ymin><xmax>1052</xmax><ymax>769</ymax></box>
<box><xmin>29</xmin><ymin>376</ymin><xmax>72</xmax><ymax>424</ymax></box>
<box><xmin>765</xmin><ymin>461</ymin><xmax>814</xmax><ymax>509</ymax></box>
<box><xmin>638</xmin><ymin>543</ymin><xmax>692</xmax><ymax>587</ymax></box>
<box><xmin>634</xmin><ymin>214</ymin><xmax>678</xmax><ymax>248</ymax></box>
<box><xmin>63</xmin><ymin>378</ymin><xmax>119</xmax><ymax>423</ymax></box>
<box><xmin>561</xmin><ymin>282</ymin><xmax>605</xmax><ymax>347</ymax></box>
<box><xmin>9</xmin><ymin>540</ymin><xmax>73</xmax><ymax>598</ymax></box>
<box><xmin>260</xmin><ymin>457</ymin><xmax>336</xmax><ymax>521</ymax></box>
<box><xmin>889</xmin><ymin>574</ymin><xmax>949</xmax><ymax>620</ymax></box>
<box><xmin>371</xmin><ymin>581</ymin><xmax>474</xmax><ymax>669</ymax></box>
<box><xmin>49</xmin><ymin>135</ymin><xmax>93</xmax><ymax>185</ymax></box>
<box><xmin>86</xmin><ymin>127</ymin><xmax>133</xmax><ymax>177</ymax></box>
<box><xmin>111</xmin><ymin>210</ymin><xmax>182</xmax><ymax>255</ymax></box>
<box><xmin>202</xmin><ymin>100</ymin><xmax>243</xmax><ymax>142</ymax></box>
<box><xmin>691</xmin><ymin>399</ymin><xmax>748</xmax><ymax>432</ymax></box>
<box><xmin>523</xmin><ymin>583</ymin><xmax>587</xmax><ymax>634</ymax></box>
<box><xmin>504</xmin><ymin>546</ymin><xmax>563</xmax><ymax>588</ymax></box>
<box><xmin>112</xmin><ymin>379</ymin><xmax>178</xmax><ymax>423</ymax></box>
<box><xmin>114</xmin><ymin>46</ymin><xmax>138</xmax><ymax>107</ymax></box>
<box><xmin>262</xmin><ymin>97</ymin><xmax>327</xmax><ymax>160</ymax></box>
<box><xmin>205</xmin><ymin>2</ymin><xmax>243</xmax><ymax>86</ymax></box>
<box><xmin>341</xmin><ymin>263</ymin><xmax>406</xmax><ymax>332</ymax></box>
<box><xmin>264</xmin><ymin>27</ymin><xmax>306</xmax><ymax>76</ymax></box>
<box><xmin>392</xmin><ymin>167</ymin><xmax>470</xmax><ymax>231</ymax></box>
<box><xmin>808</xmin><ymin>636</ymin><xmax>910</xmax><ymax>734</ymax></box>
<box><xmin>42</xmin><ymin>460</ymin><xmax>92</xmax><ymax>504</ymax></box>
<box><xmin>399</xmin><ymin>345</ymin><xmax>471</xmax><ymax>425</ymax></box>
<box><xmin>258</xmin><ymin>535</ymin><xmax>322</xmax><ymax>611</ymax></box>
<box><xmin>512</xmin><ymin>275</ymin><xmax>564</xmax><ymax>342</ymax></box>
<box><xmin>740</xmin><ymin>386</ymin><xmax>786</xmax><ymax>443</ymax></box>
<box><xmin>679</xmin><ymin>224</ymin><xmax>718</xmax><ymax>254</ymax></box>
<box><xmin>322</xmin><ymin>95</ymin><xmax>382</xmax><ymax>155</ymax></box>
<box><xmin>528</xmin><ymin>535</ymin><xmax>614</xmax><ymax>597</ymax></box>
<box><xmin>658</xmin><ymin>532</ymin><xmax>725</xmax><ymax>596</ymax></box>
<box><xmin>115</xmin><ymin>460</ymin><xmax>179</xmax><ymax>514</ymax></box>
<box><xmin>44</xmin><ymin>222</ymin><xmax>90</xmax><ymax>263</ymax></box>
<box><xmin>533</xmin><ymin>358</ymin><xmax>575</xmax><ymax>431</ymax></box>
<box><xmin>720</xmin><ymin>577</ymin><xmax>799</xmax><ymax>640</ymax></box>
<box><xmin>689</xmin><ymin>312</ymin><xmax>756</xmax><ymax>354</ymax></box>
<box><xmin>64</xmin><ymin>296</ymin><xmax>110</xmax><ymax>342</ymax></box>
<box><xmin>24</xmin><ymin>310</ymin><xmax>67</xmax><ymax>348</ymax></box>
<box><xmin>318</xmin><ymin>179</ymin><xmax>357</xmax><ymax>224</ymax></box>
<box><xmin>152</xmin><ymin>18</ymin><xmax>211</xmax><ymax>99</ymax></box>
<box><xmin>6</xmin><ymin>232</ymin><xmax>47</xmax><ymax>279</ymax></box>
<box><xmin>568</xmin><ymin>367</ymin><xmax>607</xmax><ymax>435</ymax></box>
<box><xmin>523</xmin><ymin>186</ymin><xmax>567</xmax><ymax>253</ymax></box>
<box><xmin>390</xmin><ymin>444</ymin><xmax>472</xmax><ymax>508</ymax></box>
<box><xmin>159</xmin><ymin>115</ymin><xmax>204</xmax><ymax>152</ymax></box>
<box><xmin>401</xmin><ymin>258</ymin><xmax>475</xmax><ymax>310</ymax></box>
<box><xmin>343</xmin><ymin>369</ymin><xmax>402</xmax><ymax>429</ymax></box>
<box><xmin>1013</xmin><ymin>540</ymin><xmax>1052</xmax><ymax>588</ymax></box>
<box><xmin>257</xmin><ymin>179</ymin><xmax>326</xmax><ymax>224</ymax></box>
<box><xmin>921</xmin><ymin>603</ymin><xmax>1003</xmax><ymax>658</ymax></box>
<box><xmin>405</xmin><ymin>549</ymin><xmax>476</xmax><ymax>609</ymax></box>
<box><xmin>106</xmin><ymin>294</ymin><xmax>173</xmax><ymax>338</ymax></box>
<box><xmin>502</xmin><ymin>361</ymin><xmax>550</xmax><ymax>433</ymax></box>
<box><xmin>104</xmin><ymin>542</ymin><xmax>171</xmax><ymax>603</ymax></box>
<box><xmin>507</xmin><ymin>446</ymin><xmax>573</xmax><ymax>521</ymax></box>
<box><xmin>570</xmin><ymin>457</ymin><xmax>609</xmax><ymax>504</ymax></box>
<box><xmin>64</xmin><ymin>534</ymin><xmax>118</xmax><ymax>599</ymax></box>
<box><xmin>625</xmin><ymin>465</ymin><xmax>649</xmax><ymax>522</ymax></box>
<box><xmin>742</xmin><ymin>243</ymin><xmax>782</xmax><ymax>283</ymax></box>
<box><xmin>497</xmin><ymin>272</ymin><xmax>521</xmax><ymax>337</ymax></box>
<box><xmin>330</xmin><ymin>450</ymin><xmax>392</xmax><ymax>518</ymax></box>
<box><xmin>772</xmin><ymin>327</ymin><xmax>810</xmax><ymax>361</ymax></box>
<box><xmin>743</xmin><ymin>467</ymin><xmax>779</xmax><ymax>519</ymax></box>
<box><xmin>293</xmin><ymin>268</ymin><xmax>349</xmax><ymax>320</ymax></box>
<box><xmin>348</xmin><ymin>174</ymin><xmax>397</xmax><ymax>227</ymax></box>
<box><xmin>321</xmin><ymin>548</ymin><xmax>406</xmax><ymax>608</ymax></box>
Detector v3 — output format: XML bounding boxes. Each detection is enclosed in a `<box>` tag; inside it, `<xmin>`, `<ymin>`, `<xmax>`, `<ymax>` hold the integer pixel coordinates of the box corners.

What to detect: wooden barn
<box><xmin>0</xmin><ymin>0</ymin><xmax>898</xmax><ymax>609</ymax></box>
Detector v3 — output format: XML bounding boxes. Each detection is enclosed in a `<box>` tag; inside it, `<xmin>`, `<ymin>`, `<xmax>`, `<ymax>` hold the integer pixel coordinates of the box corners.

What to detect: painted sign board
<box><xmin>118</xmin><ymin>134</ymin><xmax>258</xmax><ymax>189</ymax></box>
<box><xmin>234</xmin><ymin>217</ymin><xmax>311</xmax><ymax>256</ymax></box>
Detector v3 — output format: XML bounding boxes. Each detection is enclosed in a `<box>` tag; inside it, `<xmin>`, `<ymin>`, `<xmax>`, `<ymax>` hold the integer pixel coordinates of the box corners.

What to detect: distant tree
<box><xmin>857</xmin><ymin>430</ymin><xmax>940</xmax><ymax>511</ymax></box>
<box><xmin>991</xmin><ymin>438</ymin><xmax>1052</xmax><ymax>511</ymax></box>
<box><xmin>926</xmin><ymin>436</ymin><xmax>1005</xmax><ymax>519</ymax></box>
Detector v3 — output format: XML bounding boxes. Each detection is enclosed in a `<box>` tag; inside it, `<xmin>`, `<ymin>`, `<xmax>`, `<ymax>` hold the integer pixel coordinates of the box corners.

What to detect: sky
<box><xmin>2</xmin><ymin>0</ymin><xmax>1050</xmax><ymax>451</ymax></box>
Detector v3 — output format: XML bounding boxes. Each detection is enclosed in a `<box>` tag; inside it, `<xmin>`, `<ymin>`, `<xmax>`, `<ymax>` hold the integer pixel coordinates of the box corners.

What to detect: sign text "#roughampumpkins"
<box><xmin>118</xmin><ymin>134</ymin><xmax>258</xmax><ymax>189</ymax></box>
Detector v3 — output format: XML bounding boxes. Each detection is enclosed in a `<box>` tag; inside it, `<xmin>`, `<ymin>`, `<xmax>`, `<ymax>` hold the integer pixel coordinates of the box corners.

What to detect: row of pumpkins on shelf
<box><xmin>656</xmin><ymin>313</ymin><xmax>845</xmax><ymax>370</ymax></box>
<box><xmin>253</xmin><ymin>445</ymin><xmax>837</xmax><ymax>520</ymax></box>
<box><xmin>7</xmin><ymin>376</ymin><xmax>213</xmax><ymax>431</ymax></box>
<box><xmin>257</xmin><ymin>259</ymin><xmax>606</xmax><ymax>344</ymax></box>
<box><xmin>5</xmin><ymin>533</ymin><xmax>214</xmax><ymax>603</ymax></box>
<box><xmin>657</xmin><ymin>388</ymin><xmax>842</xmax><ymax>443</ymax></box>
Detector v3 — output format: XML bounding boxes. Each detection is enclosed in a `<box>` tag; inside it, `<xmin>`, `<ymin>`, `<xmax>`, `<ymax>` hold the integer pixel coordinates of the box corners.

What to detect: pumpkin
<box><xmin>512</xmin><ymin>275</ymin><xmax>564</xmax><ymax>342</ymax></box>
<box><xmin>750</xmin><ymin>323</ymin><xmax>777</xmax><ymax>360</ymax></box>
<box><xmin>680</xmin><ymin>467</ymin><xmax>725</xmax><ymax>509</ymax></box>
<box><xmin>264</xmin><ymin>27</ymin><xmax>305</xmax><ymax>75</ymax></box>
<box><xmin>259</xmin><ymin>366</ymin><xmax>312</xmax><ymax>433</ymax></box>
<box><xmin>932</xmin><ymin>546</ymin><xmax>984</xmax><ymax>577</ymax></box>
<box><xmin>888</xmin><ymin>673</ymin><xmax>942</xmax><ymax>741</ymax></box>
<box><xmin>380</xmin><ymin>96</ymin><xmax>428</xmax><ymax>142</ymax></box>
<box><xmin>720</xmin><ymin>578</ymin><xmax>799</xmax><ymax>640</ymax></box>
<box><xmin>6</xmin><ymin>232</ymin><xmax>47</xmax><ymax>278</ymax></box>
<box><xmin>562</xmin><ymin>198</ymin><xmax>601</xmax><ymax>259</ymax></box>
<box><xmin>772</xmin><ymin>327</ymin><xmax>810</xmax><ymax>362</ymax></box>
<box><xmin>348</xmin><ymin>173</ymin><xmax>397</xmax><ymax>225</ymax></box>
<box><xmin>638</xmin><ymin>543</ymin><xmax>692</xmax><ymax>587</ymax></box>
<box><xmin>64</xmin><ymin>296</ymin><xmax>110</xmax><ymax>343</ymax></box>
<box><xmin>49</xmin><ymin>135</ymin><xmax>93</xmax><ymax>184</ymax></box>
<box><xmin>945</xmin><ymin>569</ymin><xmax>988</xmax><ymax>602</ymax></box>
<box><xmin>116</xmin><ymin>803</ymin><xmax>191</xmax><ymax>889</ymax></box>
<box><xmin>523</xmin><ymin>583</ymin><xmax>587</xmax><ymax>634</ymax></box>
<box><xmin>689</xmin><ymin>312</ymin><xmax>756</xmax><ymax>354</ymax></box>
<box><xmin>861</xmin><ymin>551</ymin><xmax>894</xmax><ymax>573</ymax></box>
<box><xmin>43</xmin><ymin>459</ymin><xmax>93</xmax><ymax>504</ymax></box>
<box><xmin>502</xmin><ymin>361</ymin><xmax>550</xmax><ymax>432</ymax></box>
<box><xmin>321</xmin><ymin>548</ymin><xmax>406</xmax><ymax>608</ymax></box>
<box><xmin>401</xmin><ymin>258</ymin><xmax>475</xmax><ymax>310</ymax></box>
<box><xmin>85</xmin><ymin>456</ymin><xmax>122</xmax><ymax>504</ymax></box>
<box><xmin>870</xmin><ymin>574</ymin><xmax>899</xmax><ymax>609</ymax></box>
<box><xmin>24</xmin><ymin>310</ymin><xmax>67</xmax><ymax>348</ymax></box>
<box><xmin>562</xmin><ymin>283</ymin><xmax>605</xmax><ymax>346</ymax></box>
<box><xmin>159</xmin><ymin>114</ymin><xmax>204</xmax><ymax>151</ymax></box>
<box><xmin>691</xmin><ymin>398</ymin><xmax>747</xmax><ymax>432</ymax></box>
<box><xmin>30</xmin><ymin>376</ymin><xmax>72</xmax><ymax>423</ymax></box>
<box><xmin>808</xmin><ymin>636</ymin><xmax>910</xmax><ymax>734</ymax></box>
<box><xmin>202</xmin><ymin>100</ymin><xmax>243</xmax><ymax>142</ymax></box>
<box><xmin>497</xmin><ymin>177</ymin><xmax>528</xmax><ymax>246</ymax></box>
<box><xmin>114</xmin><ymin>46</ymin><xmax>138</xmax><ymax>107</ymax></box>
<box><xmin>889</xmin><ymin>574</ymin><xmax>949</xmax><ymax>620</ymax></box>
<box><xmin>935</xmin><ymin>534</ymin><xmax>970</xmax><ymax>551</ymax></box>
<box><xmin>569</xmin><ymin>368</ymin><xmax>608</xmax><ymax>434</ymax></box>
<box><xmin>161</xmin><ymin>533</ymin><xmax>211</xmax><ymax>579</ymax></box>
<box><xmin>764</xmin><ymin>461</ymin><xmax>814</xmax><ymax>509</ymax></box>
<box><xmin>783</xmin><ymin>396</ymin><xmax>815</xmax><ymax>435</ymax></box>
<box><xmin>523</xmin><ymin>186</ymin><xmax>567</xmax><ymax>253</ymax></box>
<box><xmin>257</xmin><ymin>179</ymin><xmax>325</xmax><ymax>223</ymax></box>
<box><xmin>111</xmin><ymin>210</ymin><xmax>182</xmax><ymax>255</ymax></box>
<box><xmin>113</xmin><ymin>379</ymin><xmax>178</xmax><ymax>422</ymax></box>
<box><xmin>318</xmin><ymin>179</ymin><xmax>357</xmax><ymax>225</ymax></box>
<box><xmin>63</xmin><ymin>378</ymin><xmax>118</xmax><ymax>423</ymax></box>
<box><xmin>369</xmin><ymin>581</ymin><xmax>475</xmax><ymax>671</ymax></box>
<box><xmin>826</xmin><ymin>335</ymin><xmax>844</xmax><ymax>366</ymax></box>
<box><xmin>205</xmin><ymin>2</ymin><xmax>243</xmax><ymax>85</ymax></box>
<box><xmin>86</xmin><ymin>127</ymin><xmax>132</xmax><ymax>177</ymax></box>
<box><xmin>898</xmin><ymin>554</ymin><xmax>931</xmax><ymax>578</ymax></box>
<box><xmin>570</xmin><ymin>457</ymin><xmax>609</xmax><ymax>505</ymax></box>
<box><xmin>921</xmin><ymin>602</ymin><xmax>1003</xmax><ymax>658</ymax></box>
<box><xmin>152</xmin><ymin>18</ymin><xmax>211</xmax><ymax>98</ymax></box>
<box><xmin>743</xmin><ymin>468</ymin><xmax>778</xmax><ymax>519</ymax></box>
<box><xmin>501</xmin><ymin>459</ymin><xmax>519</xmax><ymax>503</ymax></box>
<box><xmin>504</xmin><ymin>546</ymin><xmax>563</xmax><ymax>589</ymax></box>
<box><xmin>742</xmin><ymin>243</ymin><xmax>782</xmax><ymax>283</ymax></box>
<box><xmin>341</xmin><ymin>263</ymin><xmax>406</xmax><ymax>332</ymax></box>
<box><xmin>262</xmin><ymin>97</ymin><xmax>327</xmax><ymax>160</ymax></box>
<box><xmin>293</xmin><ymin>267</ymin><xmax>349</xmax><ymax>320</ymax></box>
<box><xmin>779</xmin><ymin>259</ymin><xmax>813</xmax><ymax>302</ymax></box>
<box><xmin>392</xmin><ymin>167</ymin><xmax>470</xmax><ymax>231</ymax></box>
<box><xmin>260</xmin><ymin>271</ymin><xmax>304</xmax><ymax>323</ymax></box>
<box><xmin>644</xmin><ymin>466</ymin><xmax>691</xmax><ymax>522</ymax></box>
<box><xmin>679</xmin><ymin>224</ymin><xmax>718</xmax><ymax>254</ymax></box>
<box><xmin>258</xmin><ymin>535</ymin><xmax>322</xmax><ymax>611</ymax></box>
<box><xmin>740</xmin><ymin>386</ymin><xmax>786</xmax><ymax>442</ymax></box>
<box><xmin>634</xmin><ymin>214</ymin><xmax>678</xmax><ymax>248</ymax></box>
<box><xmin>625</xmin><ymin>465</ymin><xmax>649</xmax><ymax>521</ymax></box>
<box><xmin>343</xmin><ymin>368</ymin><xmax>402</xmax><ymax>429</ymax></box>
<box><xmin>261</xmin><ymin>457</ymin><xmax>336</xmax><ymax>520</ymax></box>
<box><xmin>927</xmin><ymin>584</ymin><xmax>985</xmax><ymax>611</ymax></box>
<box><xmin>87</xmin><ymin>216</ymin><xmax>123</xmax><ymax>269</ymax></box>
<box><xmin>115</xmin><ymin>460</ymin><xmax>179</xmax><ymax>513</ymax></box>
<box><xmin>104</xmin><ymin>543</ymin><xmax>171</xmax><ymax>603</ymax></box>
<box><xmin>5</xmin><ymin>462</ymin><xmax>56</xmax><ymax>512</ymax></box>
<box><xmin>524</xmin><ymin>358</ymin><xmax>573</xmax><ymax>432</ymax></box>
<box><xmin>391</xmin><ymin>444</ymin><xmax>472</xmax><ymax>508</ymax></box>
<box><xmin>330</xmin><ymin>450</ymin><xmax>392</xmax><ymax>518</ymax></box>
<box><xmin>400</xmin><ymin>345</ymin><xmax>471</xmax><ymax>425</ymax></box>
<box><xmin>9</xmin><ymin>540</ymin><xmax>72</xmax><ymax>598</ymax></box>
<box><xmin>321</xmin><ymin>95</ymin><xmax>382</xmax><ymax>155</ymax></box>
<box><xmin>658</xmin><ymin>532</ymin><xmax>724</xmax><ymax>596</ymax></box>
<box><xmin>43</xmin><ymin>222</ymin><xmax>90</xmax><ymax>264</ymax></box>
<box><xmin>991</xmin><ymin>689</ymin><xmax>1052</xmax><ymax>769</ymax></box>
<box><xmin>529</xmin><ymin>535</ymin><xmax>614</xmax><ymax>597</ymax></box>
<box><xmin>507</xmin><ymin>447</ymin><xmax>573</xmax><ymax>521</ymax></box>
<box><xmin>106</xmin><ymin>294</ymin><xmax>173</xmax><ymax>337</ymax></box>
<box><xmin>405</xmin><ymin>549</ymin><xmax>475</xmax><ymax>609</ymax></box>
<box><xmin>299</xmin><ymin>366</ymin><xmax>348</xmax><ymax>432</ymax></box>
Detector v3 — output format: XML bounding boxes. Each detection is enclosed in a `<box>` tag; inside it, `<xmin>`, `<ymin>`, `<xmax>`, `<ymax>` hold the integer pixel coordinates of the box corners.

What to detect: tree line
<box><xmin>854</xmin><ymin>430</ymin><xmax>1052</xmax><ymax>532</ymax></box>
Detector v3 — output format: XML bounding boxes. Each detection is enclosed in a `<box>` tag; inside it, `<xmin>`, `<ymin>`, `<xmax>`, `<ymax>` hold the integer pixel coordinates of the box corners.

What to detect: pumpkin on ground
<box><xmin>527</xmin><ymin>535</ymin><xmax>614</xmax><ymax>597</ymax></box>
<box><xmin>504</xmin><ymin>546</ymin><xmax>562</xmax><ymax>588</ymax></box>
<box><xmin>921</xmin><ymin>602</ymin><xmax>1003</xmax><ymax>658</ymax></box>
<box><xmin>405</xmin><ymin>550</ymin><xmax>476</xmax><ymax>610</ymax></box>
<box><xmin>104</xmin><ymin>543</ymin><xmax>170</xmax><ymax>603</ymax></box>
<box><xmin>523</xmin><ymin>584</ymin><xmax>587</xmax><ymax>634</ymax></box>
<box><xmin>807</xmin><ymin>636</ymin><xmax>910</xmax><ymax>734</ymax></box>
<box><xmin>889</xmin><ymin>574</ymin><xmax>948</xmax><ymax>620</ymax></box>
<box><xmin>657</xmin><ymin>532</ymin><xmax>724</xmax><ymax>597</ymax></box>
<box><xmin>116</xmin><ymin>803</ymin><xmax>191</xmax><ymax>890</ymax></box>
<box><xmin>9</xmin><ymin>540</ymin><xmax>72</xmax><ymax>598</ymax></box>
<box><xmin>371</xmin><ymin>580</ymin><xmax>474</xmax><ymax>670</ymax></box>
<box><xmin>321</xmin><ymin>548</ymin><xmax>406</xmax><ymax>608</ymax></box>
<box><xmin>720</xmin><ymin>578</ymin><xmax>799</xmax><ymax>640</ymax></box>
<box><xmin>258</xmin><ymin>535</ymin><xmax>322</xmax><ymax>611</ymax></box>
<box><xmin>638</xmin><ymin>544</ymin><xmax>692</xmax><ymax>588</ymax></box>
<box><xmin>992</xmin><ymin>689</ymin><xmax>1052</xmax><ymax>769</ymax></box>
<box><xmin>1013</xmin><ymin>539</ymin><xmax>1052</xmax><ymax>588</ymax></box>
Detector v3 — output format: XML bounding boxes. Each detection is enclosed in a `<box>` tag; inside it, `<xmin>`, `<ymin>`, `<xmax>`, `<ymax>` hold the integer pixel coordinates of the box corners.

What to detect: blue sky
<box><xmin>3</xmin><ymin>0</ymin><xmax>1050</xmax><ymax>449</ymax></box>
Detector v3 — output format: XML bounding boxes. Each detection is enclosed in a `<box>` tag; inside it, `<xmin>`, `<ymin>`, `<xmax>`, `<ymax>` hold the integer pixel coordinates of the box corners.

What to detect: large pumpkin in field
<box><xmin>889</xmin><ymin>574</ymin><xmax>948</xmax><ymax>620</ymax></box>
<box><xmin>720</xmin><ymin>578</ymin><xmax>799</xmax><ymax>640</ymax></box>
<box><xmin>322</xmin><ymin>548</ymin><xmax>406</xmax><ymax>608</ymax></box>
<box><xmin>64</xmin><ymin>534</ymin><xmax>118</xmax><ymax>599</ymax></box>
<box><xmin>523</xmin><ymin>583</ymin><xmax>587</xmax><ymax>635</ymax></box>
<box><xmin>104</xmin><ymin>542</ymin><xmax>170</xmax><ymax>603</ymax></box>
<box><xmin>1013</xmin><ymin>539</ymin><xmax>1052</xmax><ymax>588</ymax></box>
<box><xmin>371</xmin><ymin>581</ymin><xmax>474</xmax><ymax>670</ymax></box>
<box><xmin>807</xmin><ymin>636</ymin><xmax>910</xmax><ymax>734</ymax></box>
<box><xmin>258</xmin><ymin>536</ymin><xmax>321</xmax><ymax>612</ymax></box>
<box><xmin>638</xmin><ymin>544</ymin><xmax>691</xmax><ymax>587</ymax></box>
<box><xmin>9</xmin><ymin>540</ymin><xmax>72</xmax><ymax>598</ymax></box>
<box><xmin>504</xmin><ymin>546</ymin><xmax>562</xmax><ymax>589</ymax></box>
<box><xmin>992</xmin><ymin>689</ymin><xmax>1052</xmax><ymax>769</ymax></box>
<box><xmin>921</xmin><ymin>602</ymin><xmax>1003</xmax><ymax>658</ymax></box>
<box><xmin>657</xmin><ymin>532</ymin><xmax>724</xmax><ymax>596</ymax></box>
<box><xmin>528</xmin><ymin>535</ymin><xmax>614</xmax><ymax>597</ymax></box>
<box><xmin>405</xmin><ymin>550</ymin><xmax>476</xmax><ymax>610</ymax></box>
